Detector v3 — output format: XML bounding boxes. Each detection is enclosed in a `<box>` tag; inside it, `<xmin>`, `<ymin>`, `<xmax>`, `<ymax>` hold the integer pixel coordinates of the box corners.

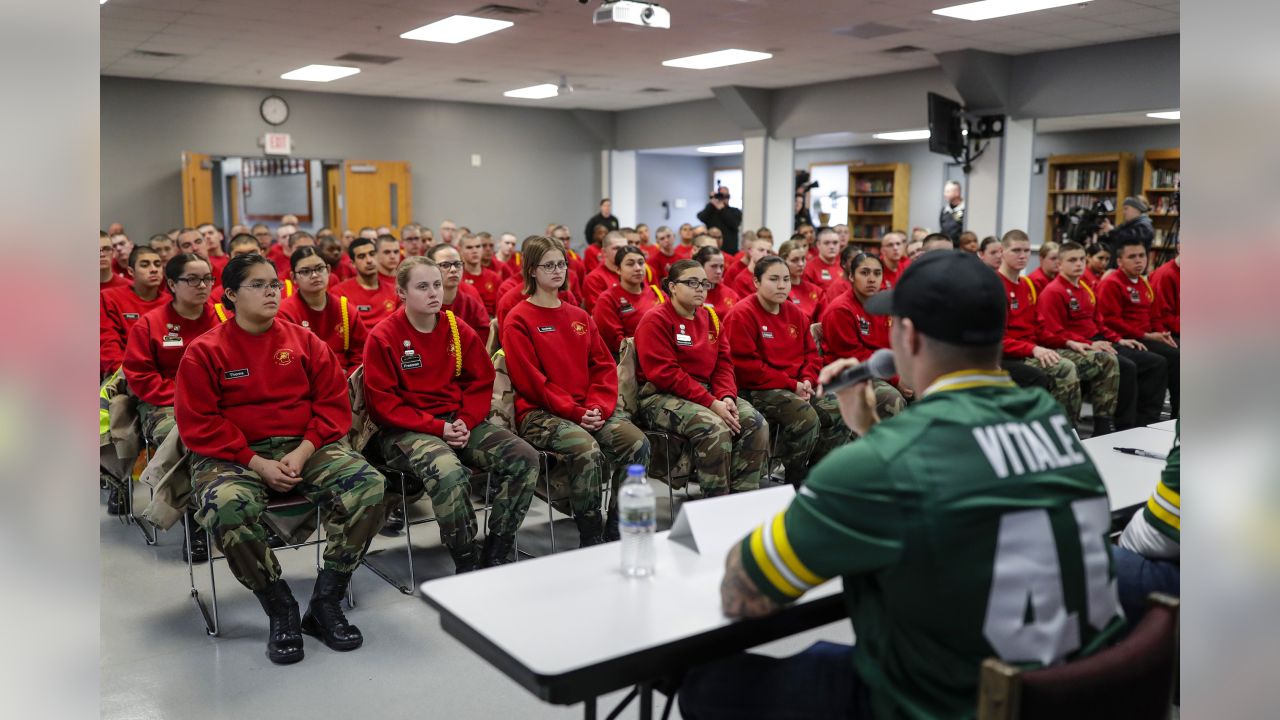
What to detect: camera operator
<box><xmin>1099</xmin><ymin>196</ymin><xmax>1154</xmax><ymax>256</ymax></box>
<box><xmin>698</xmin><ymin>188</ymin><xmax>743</xmax><ymax>255</ymax></box>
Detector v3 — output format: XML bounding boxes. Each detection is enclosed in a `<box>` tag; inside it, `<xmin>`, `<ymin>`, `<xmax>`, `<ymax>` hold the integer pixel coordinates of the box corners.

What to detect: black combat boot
<box><xmin>449</xmin><ymin>540</ymin><xmax>481</xmax><ymax>574</ymax></box>
<box><xmin>106</xmin><ymin>485</ymin><xmax>127</xmax><ymax>516</ymax></box>
<box><xmin>480</xmin><ymin>533</ymin><xmax>516</xmax><ymax>567</ymax></box>
<box><xmin>575</xmin><ymin>511</ymin><xmax>605</xmax><ymax>548</ymax></box>
<box><xmin>253</xmin><ymin>579</ymin><xmax>305</xmax><ymax>665</ymax></box>
<box><xmin>380</xmin><ymin>505</ymin><xmax>406</xmax><ymax>536</ymax></box>
<box><xmin>182</xmin><ymin>511</ymin><xmax>208</xmax><ymax>563</ymax></box>
<box><xmin>603</xmin><ymin>508</ymin><xmax>621</xmax><ymax>542</ymax></box>
<box><xmin>300</xmin><ymin>569</ymin><xmax>363</xmax><ymax>651</ymax></box>
<box><xmin>1092</xmin><ymin>416</ymin><xmax>1117</xmax><ymax>437</ymax></box>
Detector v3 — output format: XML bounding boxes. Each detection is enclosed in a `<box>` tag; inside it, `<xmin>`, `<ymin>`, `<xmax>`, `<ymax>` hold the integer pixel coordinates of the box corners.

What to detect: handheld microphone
<box><xmin>822</xmin><ymin>349</ymin><xmax>896</xmax><ymax>395</ymax></box>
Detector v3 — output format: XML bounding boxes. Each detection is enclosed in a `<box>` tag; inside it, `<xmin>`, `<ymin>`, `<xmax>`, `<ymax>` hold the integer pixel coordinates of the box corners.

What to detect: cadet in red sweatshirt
<box><xmin>801</xmin><ymin>226</ymin><xmax>844</xmax><ymax>291</ymax></box>
<box><xmin>592</xmin><ymin>246</ymin><xmax>666</xmax><ymax>355</ymax></box>
<box><xmin>778</xmin><ymin>239</ymin><xmax>825</xmax><ymax>323</ymax></box>
<box><xmin>426</xmin><ymin>243</ymin><xmax>491</xmax><ymax>346</ymax></box>
<box><xmin>1083</xmin><ymin>242</ymin><xmax>1110</xmax><ymax>288</ymax></box>
<box><xmin>1025</xmin><ymin>241</ymin><xmax>1060</xmax><ymax>292</ymax></box>
<box><xmin>362</xmin><ymin>257</ymin><xmax>538</xmax><ymax>569</ymax></box>
<box><xmin>278</xmin><ymin>247</ymin><xmax>368</xmax><ymax>374</ymax></box>
<box><xmin>1096</xmin><ymin>238</ymin><xmax>1179</xmax><ymax>417</ymax></box>
<box><xmin>726</xmin><ymin>256</ymin><xmax>848</xmax><ymax>487</ymax></box>
<box><xmin>694</xmin><ymin>245</ymin><xmax>742</xmax><ymax>316</ymax></box>
<box><xmin>100</xmin><ymin>232</ymin><xmax>130</xmax><ymax>292</ymax></box>
<box><xmin>878</xmin><ymin>232</ymin><xmax>911</xmax><ymax>290</ymax></box>
<box><xmin>332</xmin><ymin>238</ymin><xmax>400</xmax><ymax>328</ymax></box>
<box><xmin>501</xmin><ymin>237</ymin><xmax>649</xmax><ymax>545</ymax></box>
<box><xmin>1150</xmin><ymin>251</ymin><xmax>1180</xmax><ymax>336</ymax></box>
<box><xmin>581</xmin><ymin>233</ymin><xmax>631</xmax><ymax>314</ymax></box>
<box><xmin>634</xmin><ymin>260</ymin><xmax>766</xmax><ymax>496</ymax></box>
<box><xmin>819</xmin><ymin>252</ymin><xmax>907</xmax><ymax>418</ymax></box>
<box><xmin>100</xmin><ymin>246</ymin><xmax>168</xmax><ymax>377</ymax></box>
<box><xmin>459</xmin><ymin>233</ymin><xmax>503</xmax><ymax>316</ymax></box>
<box><xmin>176</xmin><ymin>254</ymin><xmax>384</xmax><ymax>664</ymax></box>
<box><xmin>647</xmin><ymin>225</ymin><xmax>691</xmax><ymax>280</ymax></box>
<box><xmin>1039</xmin><ymin>241</ymin><xmax>1168</xmax><ymax>428</ymax></box>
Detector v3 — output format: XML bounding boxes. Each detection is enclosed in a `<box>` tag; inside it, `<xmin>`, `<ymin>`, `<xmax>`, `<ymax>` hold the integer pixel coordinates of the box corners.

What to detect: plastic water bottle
<box><xmin>619</xmin><ymin>464</ymin><xmax>656</xmax><ymax>577</ymax></box>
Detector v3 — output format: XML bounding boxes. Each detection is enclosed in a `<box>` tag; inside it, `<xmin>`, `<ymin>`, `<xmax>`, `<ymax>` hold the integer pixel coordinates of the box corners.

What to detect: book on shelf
<box><xmin>1051</xmin><ymin>194</ymin><xmax>1117</xmax><ymax>213</ymax></box>
<box><xmin>852</xmin><ymin>223</ymin><xmax>891</xmax><ymax>240</ymax></box>
<box><xmin>851</xmin><ymin>197</ymin><xmax>894</xmax><ymax>213</ymax></box>
<box><xmin>852</xmin><ymin>178</ymin><xmax>894</xmax><ymax>193</ymax></box>
<box><xmin>1150</xmin><ymin>194</ymin><xmax>1180</xmax><ymax>215</ymax></box>
<box><xmin>1053</xmin><ymin>167</ymin><xmax>1118</xmax><ymax>191</ymax></box>
<box><xmin>1149</xmin><ymin>167</ymin><xmax>1180</xmax><ymax>189</ymax></box>
<box><xmin>1152</xmin><ymin>227</ymin><xmax>1179</xmax><ymax>249</ymax></box>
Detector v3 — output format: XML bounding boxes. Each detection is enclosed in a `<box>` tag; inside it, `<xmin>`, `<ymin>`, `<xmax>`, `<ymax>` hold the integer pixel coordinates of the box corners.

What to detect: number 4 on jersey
<box><xmin>982</xmin><ymin>496</ymin><xmax>1121</xmax><ymax>666</ymax></box>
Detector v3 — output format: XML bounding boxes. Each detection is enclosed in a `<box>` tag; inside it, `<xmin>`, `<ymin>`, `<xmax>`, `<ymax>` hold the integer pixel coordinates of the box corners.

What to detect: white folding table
<box><xmin>1082</xmin><ymin>426</ymin><xmax>1177</xmax><ymax>520</ymax></box>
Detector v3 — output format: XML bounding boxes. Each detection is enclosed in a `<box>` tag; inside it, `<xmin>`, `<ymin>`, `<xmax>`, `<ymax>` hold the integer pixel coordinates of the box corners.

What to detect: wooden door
<box><xmin>181</xmin><ymin>151</ymin><xmax>215</xmax><ymax>227</ymax></box>
<box><xmin>342</xmin><ymin>160</ymin><xmax>412</xmax><ymax>232</ymax></box>
<box><xmin>324</xmin><ymin>164</ymin><xmax>344</xmax><ymax>232</ymax></box>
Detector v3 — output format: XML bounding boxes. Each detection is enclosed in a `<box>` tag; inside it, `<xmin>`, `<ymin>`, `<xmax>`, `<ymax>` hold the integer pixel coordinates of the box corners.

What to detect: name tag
<box><xmin>820</xmin><ymin>270</ymin><xmax>831</xmax><ymax>281</ymax></box>
<box><xmin>619</xmin><ymin>303</ymin><xmax>635</xmax><ymax>315</ymax></box>
<box><xmin>761</xmin><ymin>330</ymin><xmax>774</xmax><ymax>339</ymax></box>
<box><xmin>224</xmin><ymin>369</ymin><xmax>250</xmax><ymax>380</ymax></box>
<box><xmin>1069</xmin><ymin>297</ymin><xmax>1081</xmax><ymax>312</ymax></box>
<box><xmin>123</xmin><ymin>313</ymin><xmax>139</xmax><ymax>320</ymax></box>
<box><xmin>356</xmin><ymin>304</ymin><xmax>372</xmax><ymax>312</ymax></box>
<box><xmin>537</xmin><ymin>325</ymin><xmax>556</xmax><ymax>333</ymax></box>
<box><xmin>858</xmin><ymin>317</ymin><xmax>871</xmax><ymax>336</ymax></box>
<box><xmin>162</xmin><ymin>337</ymin><xmax>184</xmax><ymax>348</ymax></box>
<box><xmin>675</xmin><ymin>333</ymin><xmax>692</xmax><ymax>346</ymax></box>
<box><xmin>1128</xmin><ymin>287</ymin><xmax>1141</xmax><ymax>303</ymax></box>
<box><xmin>400</xmin><ymin>355</ymin><xmax>423</xmax><ymax>370</ymax></box>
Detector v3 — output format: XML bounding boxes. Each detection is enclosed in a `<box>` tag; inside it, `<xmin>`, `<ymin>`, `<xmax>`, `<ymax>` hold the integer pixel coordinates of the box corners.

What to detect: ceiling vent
<box><xmin>639</xmin><ymin>87</ymin><xmax>669</xmax><ymax>93</ymax></box>
<box><xmin>334</xmin><ymin>52</ymin><xmax>400</xmax><ymax>65</ymax></box>
<box><xmin>836</xmin><ymin>22</ymin><xmax>907</xmax><ymax>40</ymax></box>
<box><xmin>471</xmin><ymin>4</ymin><xmax>538</xmax><ymax>16</ymax></box>
<box><xmin>883</xmin><ymin>45</ymin><xmax>926</xmax><ymax>54</ymax></box>
<box><xmin>133</xmin><ymin>49</ymin><xmax>183</xmax><ymax>59</ymax></box>
<box><xmin>455</xmin><ymin>77</ymin><xmax>488</xmax><ymax>84</ymax></box>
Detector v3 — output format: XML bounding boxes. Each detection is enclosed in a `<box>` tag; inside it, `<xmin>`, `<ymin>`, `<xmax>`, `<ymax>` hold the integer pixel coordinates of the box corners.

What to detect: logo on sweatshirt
<box><xmin>858</xmin><ymin>316</ymin><xmax>871</xmax><ymax>336</ymax></box>
<box><xmin>274</xmin><ymin>348</ymin><xmax>293</xmax><ymax>366</ymax></box>
<box><xmin>787</xmin><ymin>324</ymin><xmax>800</xmax><ymax>339</ymax></box>
<box><xmin>571</xmin><ymin>321</ymin><xmax>587</xmax><ymax>336</ymax></box>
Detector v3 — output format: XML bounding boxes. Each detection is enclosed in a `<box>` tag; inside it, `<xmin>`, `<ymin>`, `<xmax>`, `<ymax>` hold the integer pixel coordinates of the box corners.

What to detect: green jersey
<box><xmin>741</xmin><ymin>369</ymin><xmax>1125</xmax><ymax>720</ymax></box>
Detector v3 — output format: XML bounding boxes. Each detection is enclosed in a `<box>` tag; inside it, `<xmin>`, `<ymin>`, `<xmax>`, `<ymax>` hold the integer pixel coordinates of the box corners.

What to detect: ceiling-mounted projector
<box><xmin>593</xmin><ymin>1</ymin><xmax>670</xmax><ymax>29</ymax></box>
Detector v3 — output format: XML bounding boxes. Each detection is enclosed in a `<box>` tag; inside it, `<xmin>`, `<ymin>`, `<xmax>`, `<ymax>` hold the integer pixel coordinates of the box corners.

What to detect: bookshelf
<box><xmin>1142</xmin><ymin>148</ymin><xmax>1180</xmax><ymax>265</ymax></box>
<box><xmin>1044</xmin><ymin>152</ymin><xmax>1133</xmax><ymax>244</ymax></box>
<box><xmin>847</xmin><ymin>162</ymin><xmax>910</xmax><ymax>246</ymax></box>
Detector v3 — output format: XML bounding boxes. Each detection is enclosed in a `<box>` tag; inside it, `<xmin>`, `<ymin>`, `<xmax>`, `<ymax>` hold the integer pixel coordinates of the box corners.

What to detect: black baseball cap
<box><xmin>864</xmin><ymin>250</ymin><xmax>1006</xmax><ymax>345</ymax></box>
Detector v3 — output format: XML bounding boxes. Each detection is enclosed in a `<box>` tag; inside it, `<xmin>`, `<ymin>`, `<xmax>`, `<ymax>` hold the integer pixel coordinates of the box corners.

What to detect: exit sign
<box><xmin>263</xmin><ymin>132</ymin><xmax>292</xmax><ymax>155</ymax></box>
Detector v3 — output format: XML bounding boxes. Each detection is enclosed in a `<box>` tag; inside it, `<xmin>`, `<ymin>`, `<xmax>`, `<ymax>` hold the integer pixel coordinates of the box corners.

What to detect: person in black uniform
<box><xmin>939</xmin><ymin>180</ymin><xmax>965</xmax><ymax>244</ymax></box>
<box><xmin>698</xmin><ymin>188</ymin><xmax>743</xmax><ymax>255</ymax></box>
<box><xmin>583</xmin><ymin>198</ymin><xmax>620</xmax><ymax>251</ymax></box>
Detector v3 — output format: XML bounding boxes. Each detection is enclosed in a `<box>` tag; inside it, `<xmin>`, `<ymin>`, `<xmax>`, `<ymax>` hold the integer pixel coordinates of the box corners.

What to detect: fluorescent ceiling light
<box><xmin>697</xmin><ymin>143</ymin><xmax>744</xmax><ymax>154</ymax></box>
<box><xmin>100</xmin><ymin>0</ymin><xmax>108</xmax><ymax>5</ymax></box>
<box><xmin>503</xmin><ymin>83</ymin><xmax>559</xmax><ymax>100</ymax></box>
<box><xmin>663</xmin><ymin>49</ymin><xmax>772</xmax><ymax>70</ymax></box>
<box><xmin>1146</xmin><ymin>110</ymin><xmax>1180</xmax><ymax>120</ymax></box>
<box><xmin>401</xmin><ymin>15</ymin><xmax>513</xmax><ymax>44</ymax></box>
<box><xmin>933</xmin><ymin>0</ymin><xmax>1092</xmax><ymax>21</ymax></box>
<box><xmin>874</xmin><ymin>129</ymin><xmax>932</xmax><ymax>141</ymax></box>
<box><xmin>280</xmin><ymin>64</ymin><xmax>360</xmax><ymax>82</ymax></box>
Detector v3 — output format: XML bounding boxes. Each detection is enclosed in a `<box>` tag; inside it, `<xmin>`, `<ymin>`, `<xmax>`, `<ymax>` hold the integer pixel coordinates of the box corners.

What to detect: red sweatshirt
<box><xmin>208</xmin><ymin>254</ymin><xmax>230</xmax><ymax>281</ymax></box>
<box><xmin>584</xmin><ymin>244</ymin><xmax>602</xmax><ymax>273</ymax></box>
<box><xmin>727</xmin><ymin>265</ymin><xmax>759</xmax><ymax>297</ymax></box>
<box><xmin>278</xmin><ymin>292</ymin><xmax>369</xmax><ymax>373</ymax></box>
<box><xmin>335</xmin><ymin>254</ymin><xmax>356</xmax><ymax>281</ymax></box>
<box><xmin>1026</xmin><ymin>267</ymin><xmax>1054</xmax><ymax>294</ymax></box>
<box><xmin>647</xmin><ymin>245</ymin><xmax>691</xmax><ymax>281</ymax></box>
<box><xmin>823</xmin><ymin>276</ymin><xmax>852</xmax><ymax>305</ymax></box>
<box><xmin>634</xmin><ymin>302</ymin><xmax>735</xmax><ymax>407</ymax></box>
<box><xmin>1150</xmin><ymin>260</ymin><xmax>1180</xmax><ymax>334</ymax></box>
<box><xmin>362</xmin><ymin>307</ymin><xmax>492</xmax><ymax>436</ymax></box>
<box><xmin>332</xmin><ymin>276</ymin><xmax>400</xmax><ymax>328</ymax></box>
<box><xmin>998</xmin><ymin>273</ymin><xmax>1043</xmax><ymax>359</ymax></box>
<box><xmin>123</xmin><ymin>301</ymin><xmax>229</xmax><ymax>406</ymax></box>
<box><xmin>567</xmin><ymin>249</ymin><xmax>587</xmax><ymax>288</ymax></box>
<box><xmin>724</xmin><ymin>295</ymin><xmax>820</xmax><ymax>390</ymax></box>
<box><xmin>582</xmin><ymin>265</ymin><xmax>622</xmax><ymax>314</ymax></box>
<box><xmin>788</xmin><ymin>279</ymin><xmax>825</xmax><ymax>323</ymax></box>
<box><xmin>1082</xmin><ymin>267</ymin><xmax>1104</xmax><ymax>288</ymax></box>
<box><xmin>820</xmin><ymin>291</ymin><xmax>890</xmax><ymax>362</ymax></box>
<box><xmin>100</xmin><ymin>286</ymin><xmax>169</xmax><ymax>376</ymax></box>
<box><xmin>101</xmin><ymin>274</ymin><xmax>130</xmax><ymax>293</ymax></box>
<box><xmin>1037</xmin><ymin>275</ymin><xmax>1119</xmax><ymax>346</ymax></box>
<box><xmin>463</xmin><ymin>266</ymin><xmax>503</xmax><ymax>316</ymax></box>
<box><xmin>495</xmin><ymin>284</ymin><xmax>579</xmax><ymax>325</ymax></box>
<box><xmin>1096</xmin><ymin>270</ymin><xmax>1156</xmax><ymax>340</ymax></box>
<box><xmin>801</xmin><ymin>255</ymin><xmax>843</xmax><ymax>291</ymax></box>
<box><xmin>502</xmin><ymin>300</ymin><xmax>618</xmax><ymax>424</ymax></box>
<box><xmin>175</xmin><ymin>319</ymin><xmax>351</xmax><ymax>466</ymax></box>
<box><xmin>704</xmin><ymin>283</ymin><xmax>741</xmax><ymax>317</ymax></box>
<box><xmin>880</xmin><ymin>257</ymin><xmax>910</xmax><ymax>290</ymax></box>
<box><xmin>592</xmin><ymin>283</ymin><xmax>666</xmax><ymax>354</ymax></box>
<box><xmin>442</xmin><ymin>284</ymin><xmax>491</xmax><ymax>346</ymax></box>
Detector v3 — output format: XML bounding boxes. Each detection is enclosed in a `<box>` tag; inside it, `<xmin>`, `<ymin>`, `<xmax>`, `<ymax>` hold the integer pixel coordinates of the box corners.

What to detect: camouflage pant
<box><xmin>379</xmin><ymin>421</ymin><xmax>538</xmax><ymax>546</ymax></box>
<box><xmin>741</xmin><ymin>389</ymin><xmax>851</xmax><ymax>487</ymax></box>
<box><xmin>519</xmin><ymin>409</ymin><xmax>650</xmax><ymax>517</ymax></box>
<box><xmin>190</xmin><ymin>437</ymin><xmax>386</xmax><ymax>592</ymax></box>
<box><xmin>636</xmin><ymin>392</ymin><xmax>768</xmax><ymax>495</ymax></box>
<box><xmin>137</xmin><ymin>401</ymin><xmax>175</xmax><ymax>447</ymax></box>
<box><xmin>870</xmin><ymin>379</ymin><xmax>907</xmax><ymax>419</ymax></box>
<box><xmin>1059</xmin><ymin>348</ymin><xmax>1120</xmax><ymax>419</ymax></box>
<box><xmin>1009</xmin><ymin>355</ymin><xmax>1081</xmax><ymax>422</ymax></box>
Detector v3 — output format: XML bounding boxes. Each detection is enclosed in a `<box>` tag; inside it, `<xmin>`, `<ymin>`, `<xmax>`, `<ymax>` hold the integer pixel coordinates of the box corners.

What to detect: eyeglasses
<box><xmin>673</xmin><ymin>279</ymin><xmax>713</xmax><ymax>291</ymax></box>
<box><xmin>241</xmin><ymin>280</ymin><xmax>285</xmax><ymax>292</ymax></box>
<box><xmin>177</xmin><ymin>275</ymin><xmax>216</xmax><ymax>287</ymax></box>
<box><xmin>295</xmin><ymin>266</ymin><xmax>329</xmax><ymax>279</ymax></box>
<box><xmin>436</xmin><ymin>261</ymin><xmax>463</xmax><ymax>271</ymax></box>
<box><xmin>536</xmin><ymin>261</ymin><xmax>568</xmax><ymax>272</ymax></box>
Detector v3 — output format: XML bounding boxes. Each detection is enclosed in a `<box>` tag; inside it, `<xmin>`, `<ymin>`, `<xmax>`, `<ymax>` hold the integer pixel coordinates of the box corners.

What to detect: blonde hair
<box><xmin>1039</xmin><ymin>241</ymin><xmax>1060</xmax><ymax>259</ymax></box>
<box><xmin>396</xmin><ymin>256</ymin><xmax>438</xmax><ymax>291</ymax></box>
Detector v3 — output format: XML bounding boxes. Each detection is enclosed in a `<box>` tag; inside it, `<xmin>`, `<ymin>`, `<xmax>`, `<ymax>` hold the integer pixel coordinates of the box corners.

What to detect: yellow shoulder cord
<box><xmin>514</xmin><ymin>253</ymin><xmax>522</xmax><ymax>268</ymax></box>
<box><xmin>1140</xmin><ymin>276</ymin><xmax>1155</xmax><ymax>302</ymax></box>
<box><xmin>446</xmin><ymin>310</ymin><xmax>462</xmax><ymax>377</ymax></box>
<box><xmin>651</xmin><ymin>285</ymin><xmax>665</xmax><ymax>304</ymax></box>
<box><xmin>1080</xmin><ymin>280</ymin><xmax>1097</xmax><ymax>306</ymax></box>
<box><xmin>339</xmin><ymin>296</ymin><xmax>351</xmax><ymax>352</ymax></box>
<box><xmin>703</xmin><ymin>304</ymin><xmax>720</xmax><ymax>341</ymax></box>
<box><xmin>1021</xmin><ymin>276</ymin><xmax>1038</xmax><ymax>305</ymax></box>
<box><xmin>646</xmin><ymin>264</ymin><xmax>654</xmax><ymax>283</ymax></box>
<box><xmin>214</xmin><ymin>303</ymin><xmax>228</xmax><ymax>323</ymax></box>
<box><xmin>285</xmin><ymin>279</ymin><xmax>294</xmax><ymax>297</ymax></box>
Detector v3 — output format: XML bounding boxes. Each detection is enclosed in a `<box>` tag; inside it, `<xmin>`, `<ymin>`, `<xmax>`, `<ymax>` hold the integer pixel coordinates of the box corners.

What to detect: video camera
<box><xmin>1054</xmin><ymin>198</ymin><xmax>1115</xmax><ymax>243</ymax></box>
<box><xmin>795</xmin><ymin>170</ymin><xmax>819</xmax><ymax>194</ymax></box>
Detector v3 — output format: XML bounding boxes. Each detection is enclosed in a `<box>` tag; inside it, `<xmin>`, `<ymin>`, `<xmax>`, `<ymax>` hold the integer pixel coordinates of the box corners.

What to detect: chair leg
<box><xmin>544</xmin><ymin>454</ymin><xmax>556</xmax><ymax>553</ymax></box>
<box><xmin>399</xmin><ymin>471</ymin><xmax>415</xmax><ymax>594</ymax></box>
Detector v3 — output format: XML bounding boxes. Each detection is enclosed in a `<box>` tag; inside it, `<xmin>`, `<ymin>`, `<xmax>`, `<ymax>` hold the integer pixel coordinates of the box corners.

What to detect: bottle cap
<box><xmin>627</xmin><ymin>464</ymin><xmax>646</xmax><ymax>476</ymax></box>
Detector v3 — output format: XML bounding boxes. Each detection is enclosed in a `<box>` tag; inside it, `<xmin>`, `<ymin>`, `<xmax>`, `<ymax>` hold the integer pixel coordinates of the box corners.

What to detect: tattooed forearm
<box><xmin>720</xmin><ymin>547</ymin><xmax>782</xmax><ymax>619</ymax></box>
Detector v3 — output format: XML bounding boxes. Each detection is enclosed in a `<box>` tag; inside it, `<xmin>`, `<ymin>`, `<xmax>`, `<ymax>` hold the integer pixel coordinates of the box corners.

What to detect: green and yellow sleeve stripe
<box><xmin>1143</xmin><ymin>479</ymin><xmax>1180</xmax><ymax>538</ymax></box>
<box><xmin>740</xmin><ymin>511</ymin><xmax>827</xmax><ymax>604</ymax></box>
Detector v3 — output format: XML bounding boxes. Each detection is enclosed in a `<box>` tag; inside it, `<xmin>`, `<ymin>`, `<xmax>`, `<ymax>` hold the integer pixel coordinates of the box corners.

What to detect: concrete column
<box><xmin>999</xmin><ymin>117</ymin><xmax>1035</xmax><ymax>237</ymax></box>
<box><xmin>965</xmin><ymin>137</ymin><xmax>1002</xmax><ymax>240</ymax></box>
<box><xmin>608</xmin><ymin>149</ymin><xmax>637</xmax><ymax>228</ymax></box>
<box><xmin>741</xmin><ymin>133</ymin><xmax>766</xmax><ymax>232</ymax></box>
<box><xmin>742</xmin><ymin>132</ymin><xmax>795</xmax><ymax>246</ymax></box>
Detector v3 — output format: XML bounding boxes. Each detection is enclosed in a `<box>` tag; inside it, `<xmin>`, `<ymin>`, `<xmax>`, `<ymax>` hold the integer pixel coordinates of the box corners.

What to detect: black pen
<box><xmin>1113</xmin><ymin>447</ymin><xmax>1167</xmax><ymax>461</ymax></box>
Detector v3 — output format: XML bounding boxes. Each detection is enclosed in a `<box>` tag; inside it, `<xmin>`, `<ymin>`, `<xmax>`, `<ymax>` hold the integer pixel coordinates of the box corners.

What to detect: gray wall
<box><xmin>635</xmin><ymin>154</ymin><xmax>717</xmax><ymax>232</ymax></box>
<box><xmin>795</xmin><ymin>142</ymin><xmax>951</xmax><ymax>234</ymax></box>
<box><xmin>1028</xmin><ymin>123</ymin><xmax>1181</xmax><ymax>242</ymax></box>
<box><xmin>101</xmin><ymin>77</ymin><xmax>605</xmax><ymax>238</ymax></box>
<box><xmin>1007</xmin><ymin>36</ymin><xmax>1179</xmax><ymax>119</ymax></box>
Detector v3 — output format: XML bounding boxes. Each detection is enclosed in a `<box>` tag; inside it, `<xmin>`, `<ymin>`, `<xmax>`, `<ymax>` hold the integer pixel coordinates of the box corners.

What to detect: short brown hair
<box><xmin>1000</xmin><ymin>229</ymin><xmax>1030</xmax><ymax>247</ymax></box>
<box><xmin>521</xmin><ymin>235</ymin><xmax>568</xmax><ymax>296</ymax></box>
